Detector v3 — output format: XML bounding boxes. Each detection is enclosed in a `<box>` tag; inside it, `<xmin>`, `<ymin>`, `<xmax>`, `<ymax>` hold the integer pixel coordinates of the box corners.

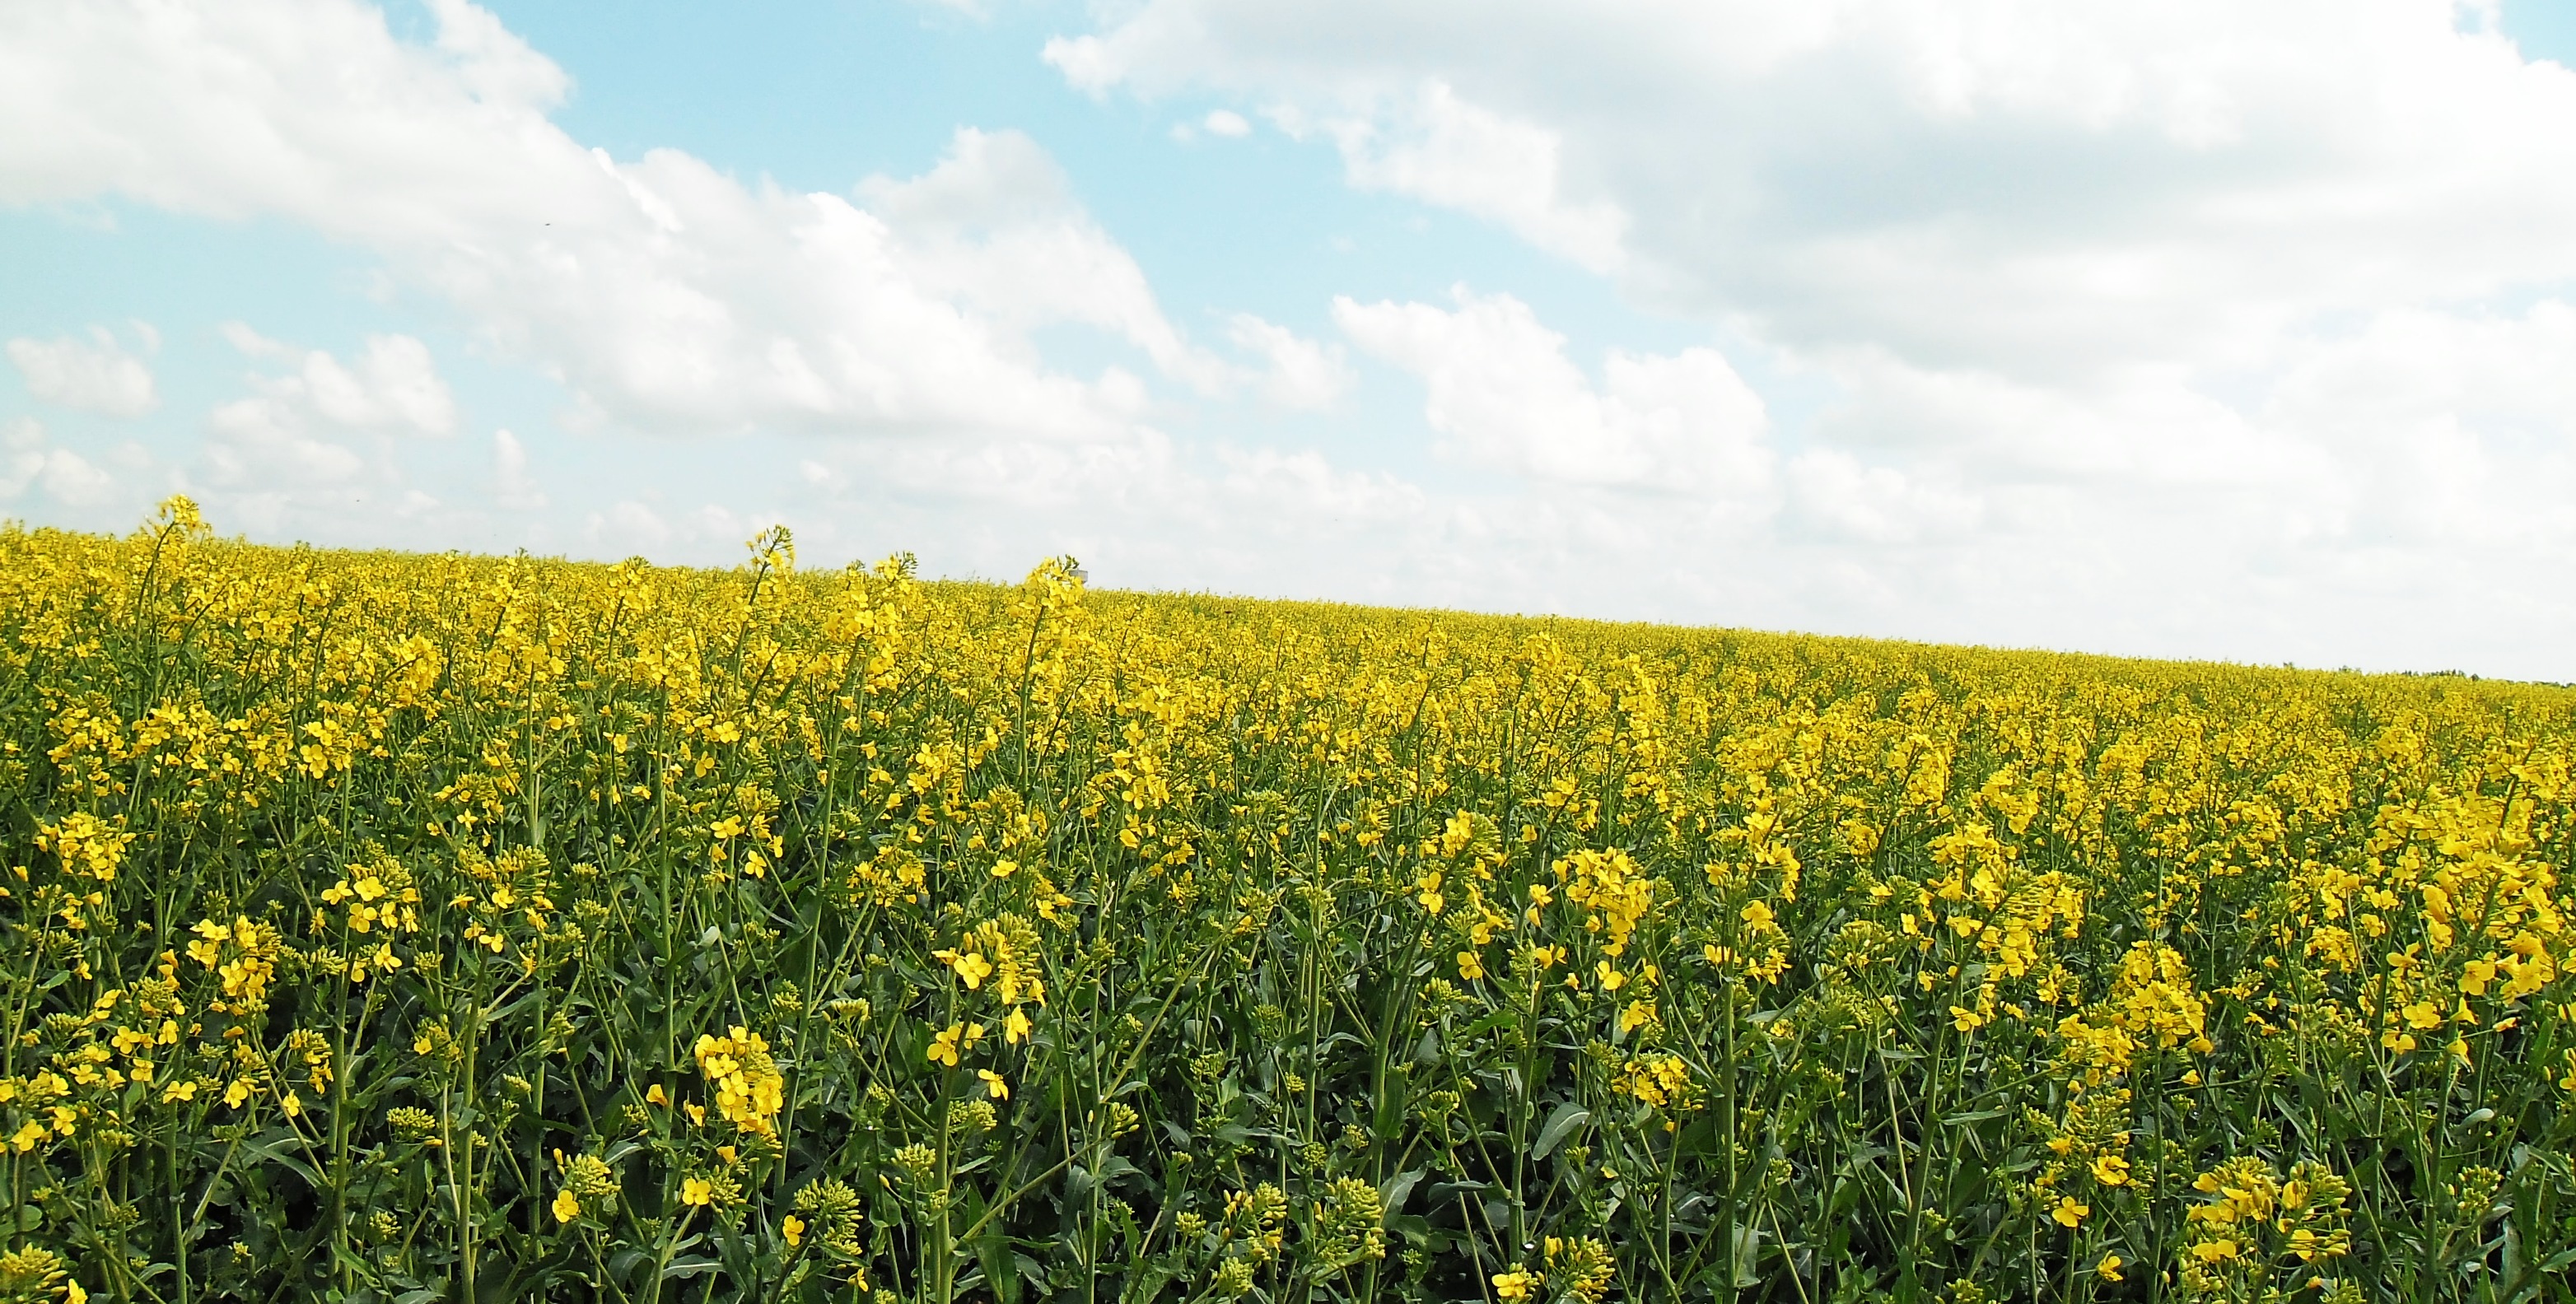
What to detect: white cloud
<box><xmin>1785</xmin><ymin>449</ymin><xmax>1981</xmax><ymax>545</ymax></box>
<box><xmin>0</xmin><ymin>1</ymin><xmax>1213</xmax><ymax>441</ymax></box>
<box><xmin>1216</xmin><ymin>447</ymin><xmax>1421</xmax><ymax>522</ymax></box>
<box><xmin>201</xmin><ymin>398</ymin><xmax>371</xmax><ymax>492</ymax></box>
<box><xmin>1809</xmin><ymin>352</ymin><xmax>2329</xmax><ymax>494</ymax></box>
<box><xmin>219</xmin><ymin>325</ymin><xmax>457</xmax><ymax>435</ymax></box>
<box><xmin>2257</xmin><ymin>303</ymin><xmax>2576</xmax><ymax>549</ymax></box>
<box><xmin>582</xmin><ymin>497</ymin><xmax>779</xmax><ymax>556</ymax></box>
<box><xmin>1278</xmin><ymin>84</ymin><xmax>1626</xmax><ymax>273</ymax></box>
<box><xmin>0</xmin><ymin>417</ymin><xmax>46</xmax><ymax>496</ymax></box>
<box><xmin>184</xmin><ymin>328</ymin><xmax>464</xmax><ymax>537</ymax></box>
<box><xmin>856</xmin><ymin>128</ymin><xmax>1235</xmax><ymax>399</ymax></box>
<box><xmin>1225</xmin><ymin>314</ymin><xmax>1352</xmax><ymax>409</ymax></box>
<box><xmin>776</xmin><ymin>426</ymin><xmax>1463</xmax><ymax>602</ymax></box>
<box><xmin>37</xmin><ymin>446</ymin><xmax>118</xmax><ymax>506</ymax></box>
<box><xmin>1045</xmin><ymin>0</ymin><xmax>2576</xmax><ymax>677</ymax></box>
<box><xmin>343</xmin><ymin>335</ymin><xmax>455</xmax><ymax>435</ymax></box>
<box><xmin>686</xmin><ymin>503</ymin><xmax>751</xmax><ymax>547</ymax></box>
<box><xmin>587</xmin><ymin>500</ymin><xmax>673</xmax><ymax>552</ymax></box>
<box><xmin>1334</xmin><ymin>287</ymin><xmax>1771</xmax><ymax>496</ymax></box>
<box><xmin>1048</xmin><ymin>1</ymin><xmax>2576</xmax><ymax>375</ymax></box>
<box><xmin>492</xmin><ymin>428</ymin><xmax>545</xmax><ymax>509</ymax></box>
<box><xmin>7</xmin><ymin>328</ymin><xmax>157</xmax><ymax>417</ymax></box>
<box><xmin>7</xmin><ymin>0</ymin><xmax>2575</xmax><ymax>678</ymax></box>
<box><xmin>0</xmin><ymin>417</ymin><xmax>143</xmax><ymax>510</ymax></box>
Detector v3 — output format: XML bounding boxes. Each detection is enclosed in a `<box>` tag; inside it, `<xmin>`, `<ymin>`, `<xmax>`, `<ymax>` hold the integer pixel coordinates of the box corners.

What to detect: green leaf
<box><xmin>1381</xmin><ymin>1167</ymin><xmax>1426</xmax><ymax>1218</ymax></box>
<box><xmin>1373</xmin><ymin>1089</ymin><xmax>1406</xmax><ymax>1140</ymax></box>
<box><xmin>1384</xmin><ymin>1213</ymin><xmax>1433</xmax><ymax>1248</ymax></box>
<box><xmin>1532</xmin><ymin>1103</ymin><xmax>1589</xmax><ymax>1160</ymax></box>
<box><xmin>1732</xmin><ymin>1224</ymin><xmax>1763</xmax><ymax>1288</ymax></box>
<box><xmin>661</xmin><ymin>1255</ymin><xmax>722</xmax><ymax>1281</ymax></box>
<box><xmin>1425</xmin><ymin>1179</ymin><xmax>1492</xmax><ymax>1206</ymax></box>
<box><xmin>979</xmin><ymin>1223</ymin><xmax>1019</xmax><ymax>1304</ymax></box>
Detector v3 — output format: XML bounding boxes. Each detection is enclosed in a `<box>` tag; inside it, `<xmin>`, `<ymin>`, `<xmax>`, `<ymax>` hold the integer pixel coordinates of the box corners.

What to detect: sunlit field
<box><xmin>2</xmin><ymin>501</ymin><xmax>2572</xmax><ymax>1303</ymax></box>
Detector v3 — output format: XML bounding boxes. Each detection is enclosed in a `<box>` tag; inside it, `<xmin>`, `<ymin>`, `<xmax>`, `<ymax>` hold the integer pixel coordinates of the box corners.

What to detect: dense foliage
<box><xmin>2</xmin><ymin>500</ymin><xmax>2574</xmax><ymax>1304</ymax></box>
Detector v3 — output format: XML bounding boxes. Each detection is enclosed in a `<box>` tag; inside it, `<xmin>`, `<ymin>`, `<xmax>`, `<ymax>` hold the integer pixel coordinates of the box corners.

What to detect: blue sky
<box><xmin>7</xmin><ymin>0</ymin><xmax>2576</xmax><ymax>678</ymax></box>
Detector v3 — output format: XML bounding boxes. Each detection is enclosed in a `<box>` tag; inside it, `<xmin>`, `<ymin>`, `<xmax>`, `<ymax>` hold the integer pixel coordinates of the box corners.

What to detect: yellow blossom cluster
<box><xmin>693</xmin><ymin>1026</ymin><xmax>786</xmax><ymax>1136</ymax></box>
<box><xmin>0</xmin><ymin>500</ymin><xmax>2569</xmax><ymax>1302</ymax></box>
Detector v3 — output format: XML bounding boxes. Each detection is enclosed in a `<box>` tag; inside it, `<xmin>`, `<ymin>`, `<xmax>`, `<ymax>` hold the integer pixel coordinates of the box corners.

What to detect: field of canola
<box><xmin>2</xmin><ymin>500</ymin><xmax>2574</xmax><ymax>1304</ymax></box>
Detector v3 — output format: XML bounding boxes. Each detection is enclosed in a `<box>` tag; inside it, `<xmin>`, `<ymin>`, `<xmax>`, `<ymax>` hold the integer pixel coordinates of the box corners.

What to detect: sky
<box><xmin>6</xmin><ymin>1</ymin><xmax>2576</xmax><ymax>680</ymax></box>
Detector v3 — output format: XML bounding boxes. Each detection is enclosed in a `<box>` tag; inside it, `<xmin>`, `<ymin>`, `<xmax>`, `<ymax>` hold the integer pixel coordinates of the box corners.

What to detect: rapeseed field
<box><xmin>2</xmin><ymin>498</ymin><xmax>2572</xmax><ymax>1303</ymax></box>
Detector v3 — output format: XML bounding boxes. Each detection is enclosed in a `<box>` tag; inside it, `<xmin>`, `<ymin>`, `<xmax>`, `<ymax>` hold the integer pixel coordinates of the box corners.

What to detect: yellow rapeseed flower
<box><xmin>936</xmin><ymin>948</ymin><xmax>994</xmax><ymax>989</ymax></box>
<box><xmin>928</xmin><ymin>1022</ymin><xmax>968</xmax><ymax>1068</ymax></box>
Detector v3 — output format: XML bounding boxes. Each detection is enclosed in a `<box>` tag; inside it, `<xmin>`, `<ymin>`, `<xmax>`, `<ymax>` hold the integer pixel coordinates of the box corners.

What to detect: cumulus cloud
<box><xmin>1048</xmin><ymin>1</ymin><xmax>2576</xmax><ymax>373</ymax></box>
<box><xmin>856</xmin><ymin>128</ymin><xmax>1236</xmax><ymax>399</ymax></box>
<box><xmin>180</xmin><ymin>328</ymin><xmax>468</xmax><ymax>538</ymax></box>
<box><xmin>1335</xmin><ymin>288</ymin><xmax>1770</xmax><ymax>496</ymax></box>
<box><xmin>1272</xmin><ymin>84</ymin><xmax>1626</xmax><ymax>274</ymax></box>
<box><xmin>1225</xmin><ymin>314</ymin><xmax>1353</xmax><ymax>410</ymax></box>
<box><xmin>492</xmin><ymin>428</ymin><xmax>545</xmax><ymax>510</ymax></box>
<box><xmin>201</xmin><ymin>399</ymin><xmax>369</xmax><ymax>497</ymax></box>
<box><xmin>38</xmin><ymin>445</ymin><xmax>120</xmax><ymax>507</ymax></box>
<box><xmin>1784</xmin><ymin>450</ymin><xmax>1981</xmax><ymax>545</ymax></box>
<box><xmin>7</xmin><ymin>328</ymin><xmax>157</xmax><ymax>417</ymax></box>
<box><xmin>219</xmin><ymin>325</ymin><xmax>456</xmax><ymax>435</ymax></box>
<box><xmin>8</xmin><ymin>0</ymin><xmax>2575</xmax><ymax>677</ymax></box>
<box><xmin>586</xmin><ymin>499</ymin><xmax>674</xmax><ymax>552</ymax></box>
<box><xmin>0</xmin><ymin>417</ymin><xmax>48</xmax><ymax>497</ymax></box>
<box><xmin>1043</xmin><ymin>0</ymin><xmax>2576</xmax><ymax>676</ymax></box>
<box><xmin>1216</xmin><ymin>446</ymin><xmax>1421</xmax><ymax>522</ymax></box>
<box><xmin>0</xmin><ymin>0</ymin><xmax>1213</xmax><ymax>440</ymax></box>
<box><xmin>0</xmin><ymin>417</ymin><xmax>138</xmax><ymax>510</ymax></box>
<box><xmin>2258</xmin><ymin>303</ymin><xmax>2576</xmax><ymax>550</ymax></box>
<box><xmin>581</xmin><ymin>496</ymin><xmax>790</xmax><ymax>559</ymax></box>
<box><xmin>777</xmin><ymin>426</ymin><xmax>1460</xmax><ymax>602</ymax></box>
